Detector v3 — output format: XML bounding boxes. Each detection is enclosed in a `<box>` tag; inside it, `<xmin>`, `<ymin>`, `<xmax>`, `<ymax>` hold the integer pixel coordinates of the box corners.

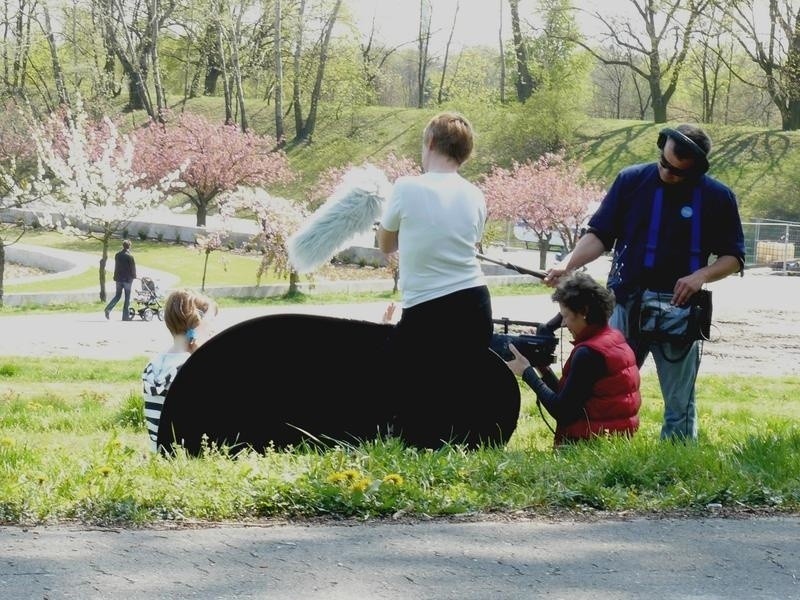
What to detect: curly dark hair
<box><xmin>551</xmin><ymin>271</ymin><xmax>615</xmax><ymax>325</ymax></box>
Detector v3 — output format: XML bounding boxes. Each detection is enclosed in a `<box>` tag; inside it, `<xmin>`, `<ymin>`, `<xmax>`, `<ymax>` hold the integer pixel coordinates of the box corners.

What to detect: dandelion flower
<box><xmin>351</xmin><ymin>477</ymin><xmax>370</xmax><ymax>493</ymax></box>
<box><xmin>382</xmin><ymin>473</ymin><xmax>404</xmax><ymax>486</ymax></box>
<box><xmin>327</xmin><ymin>472</ymin><xmax>347</xmax><ymax>484</ymax></box>
<box><xmin>341</xmin><ymin>469</ymin><xmax>360</xmax><ymax>481</ymax></box>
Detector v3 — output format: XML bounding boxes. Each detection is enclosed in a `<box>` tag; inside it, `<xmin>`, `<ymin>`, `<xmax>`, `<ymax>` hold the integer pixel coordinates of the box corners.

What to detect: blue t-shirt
<box><xmin>588</xmin><ymin>163</ymin><xmax>745</xmax><ymax>302</ymax></box>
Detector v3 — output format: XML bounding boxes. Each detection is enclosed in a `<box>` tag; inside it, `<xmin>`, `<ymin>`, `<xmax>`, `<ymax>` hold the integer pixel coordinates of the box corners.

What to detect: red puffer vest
<box><xmin>554</xmin><ymin>324</ymin><xmax>641</xmax><ymax>445</ymax></box>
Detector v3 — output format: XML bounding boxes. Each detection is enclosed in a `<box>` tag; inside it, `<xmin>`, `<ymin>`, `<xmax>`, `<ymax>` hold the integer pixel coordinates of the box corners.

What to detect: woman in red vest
<box><xmin>505</xmin><ymin>272</ymin><xmax>641</xmax><ymax>447</ymax></box>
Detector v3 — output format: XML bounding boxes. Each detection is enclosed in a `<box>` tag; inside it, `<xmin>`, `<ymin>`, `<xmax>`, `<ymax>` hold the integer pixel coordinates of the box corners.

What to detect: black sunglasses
<box><xmin>659</xmin><ymin>152</ymin><xmax>693</xmax><ymax>177</ymax></box>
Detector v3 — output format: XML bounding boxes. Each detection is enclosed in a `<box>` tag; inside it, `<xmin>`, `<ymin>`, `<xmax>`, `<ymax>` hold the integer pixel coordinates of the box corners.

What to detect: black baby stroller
<box><xmin>128</xmin><ymin>277</ymin><xmax>165</xmax><ymax>321</ymax></box>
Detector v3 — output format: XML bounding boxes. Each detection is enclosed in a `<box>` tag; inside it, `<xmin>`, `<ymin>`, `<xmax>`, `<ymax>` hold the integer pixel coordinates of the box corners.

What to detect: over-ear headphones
<box><xmin>656</xmin><ymin>127</ymin><xmax>709</xmax><ymax>175</ymax></box>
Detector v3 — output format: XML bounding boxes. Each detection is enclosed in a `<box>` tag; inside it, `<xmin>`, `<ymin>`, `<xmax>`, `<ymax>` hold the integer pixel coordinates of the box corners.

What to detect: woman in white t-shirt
<box><xmin>377</xmin><ymin>112</ymin><xmax>492</xmax><ymax>447</ymax></box>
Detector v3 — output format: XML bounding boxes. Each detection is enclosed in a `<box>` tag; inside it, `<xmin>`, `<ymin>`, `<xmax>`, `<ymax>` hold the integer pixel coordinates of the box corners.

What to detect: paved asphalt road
<box><xmin>2</xmin><ymin>514</ymin><xmax>799</xmax><ymax>600</ymax></box>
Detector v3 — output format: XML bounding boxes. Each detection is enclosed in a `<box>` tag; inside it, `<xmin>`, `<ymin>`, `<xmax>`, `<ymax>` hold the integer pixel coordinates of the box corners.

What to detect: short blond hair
<box><xmin>163</xmin><ymin>289</ymin><xmax>218</xmax><ymax>337</ymax></box>
<box><xmin>423</xmin><ymin>112</ymin><xmax>475</xmax><ymax>165</ymax></box>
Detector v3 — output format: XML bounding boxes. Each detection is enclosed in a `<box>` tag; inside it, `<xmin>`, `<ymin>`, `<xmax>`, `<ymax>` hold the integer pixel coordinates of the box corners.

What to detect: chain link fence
<box><xmin>743</xmin><ymin>219</ymin><xmax>800</xmax><ymax>274</ymax></box>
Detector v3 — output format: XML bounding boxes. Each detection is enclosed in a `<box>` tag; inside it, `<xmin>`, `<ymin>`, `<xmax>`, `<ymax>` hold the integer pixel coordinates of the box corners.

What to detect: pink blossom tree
<box><xmin>221</xmin><ymin>186</ymin><xmax>307</xmax><ymax>295</ymax></box>
<box><xmin>133</xmin><ymin>112</ymin><xmax>296</xmax><ymax>227</ymax></box>
<box><xmin>0</xmin><ymin>154</ymin><xmax>35</xmax><ymax>306</ymax></box>
<box><xmin>0</xmin><ymin>100</ymin><xmax>43</xmax><ymax>306</ymax></box>
<box><xmin>480</xmin><ymin>151</ymin><xmax>604</xmax><ymax>269</ymax></box>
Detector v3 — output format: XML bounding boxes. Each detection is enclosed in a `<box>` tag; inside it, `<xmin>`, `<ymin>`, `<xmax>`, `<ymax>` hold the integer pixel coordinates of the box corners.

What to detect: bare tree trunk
<box><xmin>274</xmin><ymin>0</ymin><xmax>284</xmax><ymax>143</ymax></box>
<box><xmin>40</xmin><ymin>3</ymin><xmax>70</xmax><ymax>107</ymax></box>
<box><xmin>509</xmin><ymin>0</ymin><xmax>534</xmax><ymax>102</ymax></box>
<box><xmin>722</xmin><ymin>0</ymin><xmax>800</xmax><ymax>130</ymax></box>
<box><xmin>95</xmin><ymin>0</ymin><xmax>174</xmax><ymax>118</ymax></box>
<box><xmin>297</xmin><ymin>0</ymin><xmax>342</xmax><ymax>142</ymax></box>
<box><xmin>96</xmin><ymin>0</ymin><xmax>118</xmax><ymax>98</ymax></box>
<box><xmin>437</xmin><ymin>0</ymin><xmax>458</xmax><ymax>104</ymax></box>
<box><xmin>417</xmin><ymin>0</ymin><xmax>431</xmax><ymax>108</ymax></box>
<box><xmin>231</xmin><ymin>0</ymin><xmax>247</xmax><ymax>131</ymax></box>
<box><xmin>203</xmin><ymin>2</ymin><xmax>223</xmax><ymax>95</ymax></box>
<box><xmin>498</xmin><ymin>0</ymin><xmax>505</xmax><ymax>104</ymax></box>
<box><xmin>291</xmin><ymin>0</ymin><xmax>306</xmax><ymax>135</ymax></box>
<box><xmin>2</xmin><ymin>0</ymin><xmax>9</xmax><ymax>87</ymax></box>
<box><xmin>216</xmin><ymin>16</ymin><xmax>233</xmax><ymax>124</ymax></box>
<box><xmin>11</xmin><ymin>0</ymin><xmax>33</xmax><ymax>92</ymax></box>
<box><xmin>150</xmin><ymin>0</ymin><xmax>167</xmax><ymax>117</ymax></box>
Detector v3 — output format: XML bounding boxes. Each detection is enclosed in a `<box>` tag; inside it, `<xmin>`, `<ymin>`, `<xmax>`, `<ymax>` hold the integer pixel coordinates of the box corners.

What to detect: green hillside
<box><xmin>125</xmin><ymin>98</ymin><xmax>800</xmax><ymax>221</ymax></box>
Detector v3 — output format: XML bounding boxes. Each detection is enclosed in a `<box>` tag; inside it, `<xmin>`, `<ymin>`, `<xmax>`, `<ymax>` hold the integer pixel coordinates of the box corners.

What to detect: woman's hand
<box><xmin>505</xmin><ymin>343</ymin><xmax>532</xmax><ymax>376</ymax></box>
<box><xmin>381</xmin><ymin>302</ymin><xmax>397</xmax><ymax>324</ymax></box>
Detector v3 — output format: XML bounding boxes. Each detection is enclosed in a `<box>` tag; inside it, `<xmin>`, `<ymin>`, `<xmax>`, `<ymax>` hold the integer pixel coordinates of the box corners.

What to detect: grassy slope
<box><xmin>122</xmin><ymin>97</ymin><xmax>800</xmax><ymax>220</ymax></box>
<box><xmin>8</xmin><ymin>99</ymin><xmax>798</xmax><ymax>296</ymax></box>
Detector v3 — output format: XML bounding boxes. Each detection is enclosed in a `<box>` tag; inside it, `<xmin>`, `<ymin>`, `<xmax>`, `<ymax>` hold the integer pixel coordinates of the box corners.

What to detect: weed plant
<box><xmin>1</xmin><ymin>356</ymin><xmax>798</xmax><ymax>526</ymax></box>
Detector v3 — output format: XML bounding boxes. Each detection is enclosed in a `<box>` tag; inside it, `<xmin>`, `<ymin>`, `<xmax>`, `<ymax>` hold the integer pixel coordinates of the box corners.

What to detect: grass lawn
<box><xmin>1</xmin><ymin>354</ymin><xmax>797</xmax><ymax>526</ymax></box>
<box><xmin>3</xmin><ymin>229</ymin><xmax>798</xmax><ymax>526</ymax></box>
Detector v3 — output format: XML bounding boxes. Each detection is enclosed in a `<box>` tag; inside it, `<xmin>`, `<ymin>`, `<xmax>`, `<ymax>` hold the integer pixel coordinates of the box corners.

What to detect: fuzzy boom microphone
<box><xmin>288</xmin><ymin>164</ymin><xmax>392</xmax><ymax>274</ymax></box>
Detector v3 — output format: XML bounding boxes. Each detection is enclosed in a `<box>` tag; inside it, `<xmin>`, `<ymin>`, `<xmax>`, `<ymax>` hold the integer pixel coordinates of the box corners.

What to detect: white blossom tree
<box><xmin>27</xmin><ymin>100</ymin><xmax>183</xmax><ymax>301</ymax></box>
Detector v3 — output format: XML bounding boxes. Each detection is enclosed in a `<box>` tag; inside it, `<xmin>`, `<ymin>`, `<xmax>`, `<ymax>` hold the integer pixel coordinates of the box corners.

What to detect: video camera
<box><xmin>490</xmin><ymin>318</ymin><xmax>558</xmax><ymax>367</ymax></box>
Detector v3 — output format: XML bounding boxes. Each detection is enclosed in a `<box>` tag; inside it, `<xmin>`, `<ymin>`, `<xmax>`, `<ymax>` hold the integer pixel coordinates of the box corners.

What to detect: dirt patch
<box><xmin>527</xmin><ymin>272</ymin><xmax>800</xmax><ymax>378</ymax></box>
<box><xmin>694</xmin><ymin>273</ymin><xmax>800</xmax><ymax>376</ymax></box>
<box><xmin>6</xmin><ymin>262</ymin><xmax>51</xmax><ymax>279</ymax></box>
<box><xmin>315</xmin><ymin>262</ymin><xmax>396</xmax><ymax>282</ymax></box>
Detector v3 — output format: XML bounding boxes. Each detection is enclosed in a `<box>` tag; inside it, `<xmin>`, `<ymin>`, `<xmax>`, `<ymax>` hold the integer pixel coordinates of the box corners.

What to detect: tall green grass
<box><xmin>1</xmin><ymin>355</ymin><xmax>798</xmax><ymax>526</ymax></box>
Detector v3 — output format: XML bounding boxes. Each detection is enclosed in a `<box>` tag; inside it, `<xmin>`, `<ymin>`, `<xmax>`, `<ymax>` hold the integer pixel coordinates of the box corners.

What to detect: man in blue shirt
<box><xmin>544</xmin><ymin>124</ymin><xmax>745</xmax><ymax>441</ymax></box>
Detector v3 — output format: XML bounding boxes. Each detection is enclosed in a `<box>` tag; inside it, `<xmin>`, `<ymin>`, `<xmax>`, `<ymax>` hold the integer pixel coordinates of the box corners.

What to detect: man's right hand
<box><xmin>543</xmin><ymin>267</ymin><xmax>570</xmax><ymax>287</ymax></box>
<box><xmin>542</xmin><ymin>231</ymin><xmax>605</xmax><ymax>287</ymax></box>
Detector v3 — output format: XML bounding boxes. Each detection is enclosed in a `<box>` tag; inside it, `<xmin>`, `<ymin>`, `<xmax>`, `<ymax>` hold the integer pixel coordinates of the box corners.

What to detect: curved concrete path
<box><xmin>5</xmin><ymin>242</ymin><xmax>180</xmax><ymax>306</ymax></box>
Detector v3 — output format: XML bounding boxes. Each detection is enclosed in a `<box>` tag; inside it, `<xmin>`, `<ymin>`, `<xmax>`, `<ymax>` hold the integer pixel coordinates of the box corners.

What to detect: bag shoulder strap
<box><xmin>643</xmin><ymin>187</ymin><xmax>702</xmax><ymax>272</ymax></box>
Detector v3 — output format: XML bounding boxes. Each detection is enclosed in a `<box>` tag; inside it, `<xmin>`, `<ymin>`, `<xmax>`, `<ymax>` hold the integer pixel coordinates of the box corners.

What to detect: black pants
<box><xmin>389</xmin><ymin>285</ymin><xmax>493</xmax><ymax>448</ymax></box>
<box><xmin>394</xmin><ymin>285</ymin><xmax>493</xmax><ymax>356</ymax></box>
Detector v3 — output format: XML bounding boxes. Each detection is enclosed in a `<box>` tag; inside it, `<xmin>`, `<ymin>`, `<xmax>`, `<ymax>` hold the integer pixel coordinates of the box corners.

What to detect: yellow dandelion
<box><xmin>0</xmin><ymin>437</ymin><xmax>14</xmax><ymax>448</ymax></box>
<box><xmin>382</xmin><ymin>473</ymin><xmax>404</xmax><ymax>486</ymax></box>
<box><xmin>327</xmin><ymin>472</ymin><xmax>347</xmax><ymax>484</ymax></box>
<box><xmin>350</xmin><ymin>477</ymin><xmax>371</xmax><ymax>493</ymax></box>
<box><xmin>342</xmin><ymin>469</ymin><xmax>360</xmax><ymax>481</ymax></box>
<box><xmin>97</xmin><ymin>466</ymin><xmax>113</xmax><ymax>477</ymax></box>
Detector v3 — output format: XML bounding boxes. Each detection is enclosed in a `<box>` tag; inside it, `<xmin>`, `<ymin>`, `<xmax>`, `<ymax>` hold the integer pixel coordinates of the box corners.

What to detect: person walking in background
<box><xmin>104</xmin><ymin>239</ymin><xmax>137</xmax><ymax>321</ymax></box>
<box><xmin>505</xmin><ymin>272</ymin><xmax>641</xmax><ymax>447</ymax></box>
<box><xmin>377</xmin><ymin>111</ymin><xmax>492</xmax><ymax>447</ymax></box>
<box><xmin>142</xmin><ymin>289</ymin><xmax>219</xmax><ymax>453</ymax></box>
<box><xmin>544</xmin><ymin>124</ymin><xmax>745</xmax><ymax>441</ymax></box>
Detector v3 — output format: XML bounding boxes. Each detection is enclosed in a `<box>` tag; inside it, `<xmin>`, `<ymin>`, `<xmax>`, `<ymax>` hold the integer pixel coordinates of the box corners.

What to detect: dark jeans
<box><xmin>105</xmin><ymin>280</ymin><xmax>133</xmax><ymax>320</ymax></box>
